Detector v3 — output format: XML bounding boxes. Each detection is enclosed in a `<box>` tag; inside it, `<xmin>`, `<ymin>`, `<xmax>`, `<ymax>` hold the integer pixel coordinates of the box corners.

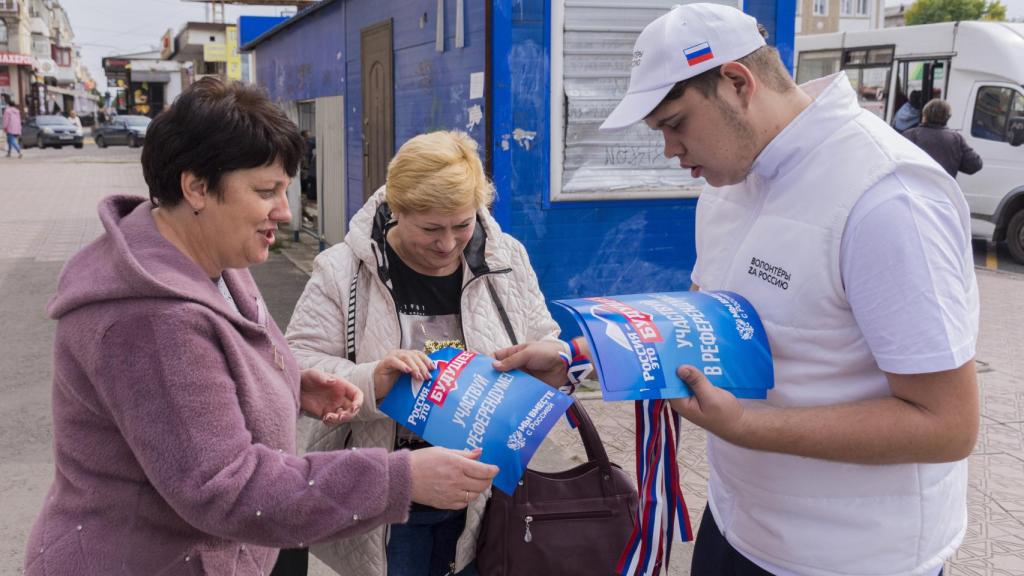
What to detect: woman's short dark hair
<box><xmin>142</xmin><ymin>77</ymin><xmax>304</xmax><ymax>206</ymax></box>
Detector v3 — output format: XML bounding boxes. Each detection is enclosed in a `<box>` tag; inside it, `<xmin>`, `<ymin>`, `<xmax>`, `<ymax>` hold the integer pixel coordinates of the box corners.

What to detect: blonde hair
<box><xmin>386</xmin><ymin>130</ymin><xmax>494</xmax><ymax>214</ymax></box>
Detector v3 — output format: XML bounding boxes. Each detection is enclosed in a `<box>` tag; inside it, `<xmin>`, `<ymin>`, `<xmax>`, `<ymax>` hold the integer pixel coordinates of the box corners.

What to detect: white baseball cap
<box><xmin>600</xmin><ymin>3</ymin><xmax>766</xmax><ymax>131</ymax></box>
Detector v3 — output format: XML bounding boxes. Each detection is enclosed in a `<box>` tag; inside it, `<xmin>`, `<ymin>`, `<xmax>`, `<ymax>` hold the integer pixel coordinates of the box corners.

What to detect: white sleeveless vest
<box><xmin>693</xmin><ymin>73</ymin><xmax>970</xmax><ymax>576</ymax></box>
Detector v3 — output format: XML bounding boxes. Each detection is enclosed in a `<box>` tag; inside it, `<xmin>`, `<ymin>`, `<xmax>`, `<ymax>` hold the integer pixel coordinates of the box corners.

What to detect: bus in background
<box><xmin>795</xmin><ymin>21</ymin><xmax>1024</xmax><ymax>263</ymax></box>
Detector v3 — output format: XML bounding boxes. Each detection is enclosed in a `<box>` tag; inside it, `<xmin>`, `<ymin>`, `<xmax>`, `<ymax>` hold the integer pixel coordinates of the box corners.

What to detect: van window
<box><xmin>844</xmin><ymin>47</ymin><xmax>893</xmax><ymax>66</ymax></box>
<box><xmin>796</xmin><ymin>50</ymin><xmax>841</xmax><ymax>84</ymax></box>
<box><xmin>847</xmin><ymin>67</ymin><xmax>890</xmax><ymax>119</ymax></box>
<box><xmin>972</xmin><ymin>86</ymin><xmax>1024</xmax><ymax>142</ymax></box>
<box><xmin>892</xmin><ymin>60</ymin><xmax>948</xmax><ymax>122</ymax></box>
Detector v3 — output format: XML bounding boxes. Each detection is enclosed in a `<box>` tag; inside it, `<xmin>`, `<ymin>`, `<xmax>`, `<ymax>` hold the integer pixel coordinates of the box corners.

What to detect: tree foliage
<box><xmin>904</xmin><ymin>0</ymin><xmax>1007</xmax><ymax>25</ymax></box>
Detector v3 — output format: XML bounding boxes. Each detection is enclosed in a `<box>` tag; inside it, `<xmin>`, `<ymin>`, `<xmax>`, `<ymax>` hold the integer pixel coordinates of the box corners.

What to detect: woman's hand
<box><xmin>300</xmin><ymin>369</ymin><xmax>364</xmax><ymax>426</ymax></box>
<box><xmin>372</xmin><ymin>349</ymin><xmax>434</xmax><ymax>399</ymax></box>
<box><xmin>408</xmin><ymin>447</ymin><xmax>499</xmax><ymax>509</ymax></box>
<box><xmin>492</xmin><ymin>341</ymin><xmax>568</xmax><ymax>388</ymax></box>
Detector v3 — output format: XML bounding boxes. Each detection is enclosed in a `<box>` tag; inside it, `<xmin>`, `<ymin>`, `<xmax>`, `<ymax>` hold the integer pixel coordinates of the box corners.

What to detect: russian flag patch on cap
<box><xmin>684</xmin><ymin>42</ymin><xmax>714</xmax><ymax>66</ymax></box>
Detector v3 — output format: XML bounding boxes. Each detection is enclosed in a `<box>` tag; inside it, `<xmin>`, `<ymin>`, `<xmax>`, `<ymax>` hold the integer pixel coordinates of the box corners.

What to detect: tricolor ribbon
<box><xmin>616</xmin><ymin>399</ymin><xmax>692</xmax><ymax>576</ymax></box>
<box><xmin>559</xmin><ymin>339</ymin><xmax>593</xmax><ymax>430</ymax></box>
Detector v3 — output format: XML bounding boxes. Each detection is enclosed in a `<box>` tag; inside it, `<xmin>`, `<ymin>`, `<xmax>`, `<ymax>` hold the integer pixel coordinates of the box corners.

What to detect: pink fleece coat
<box><xmin>25</xmin><ymin>196</ymin><xmax>411</xmax><ymax>575</ymax></box>
<box><xmin>3</xmin><ymin>105</ymin><xmax>22</xmax><ymax>136</ymax></box>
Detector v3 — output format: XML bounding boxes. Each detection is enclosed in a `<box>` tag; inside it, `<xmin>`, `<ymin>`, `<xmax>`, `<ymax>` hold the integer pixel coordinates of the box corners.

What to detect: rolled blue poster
<box><xmin>378</xmin><ymin>347</ymin><xmax>575</xmax><ymax>494</ymax></box>
<box><xmin>554</xmin><ymin>291</ymin><xmax>774</xmax><ymax>401</ymax></box>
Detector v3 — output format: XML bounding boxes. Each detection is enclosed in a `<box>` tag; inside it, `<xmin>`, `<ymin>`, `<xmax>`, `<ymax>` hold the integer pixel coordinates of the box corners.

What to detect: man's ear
<box><xmin>719</xmin><ymin>62</ymin><xmax>757</xmax><ymax>110</ymax></box>
<box><xmin>180</xmin><ymin>171</ymin><xmax>209</xmax><ymax>212</ymax></box>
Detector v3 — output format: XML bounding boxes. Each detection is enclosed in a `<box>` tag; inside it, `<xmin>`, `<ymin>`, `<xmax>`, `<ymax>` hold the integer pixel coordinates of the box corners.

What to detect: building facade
<box><xmin>884</xmin><ymin>3</ymin><xmax>908</xmax><ymax>28</ymax></box>
<box><xmin>0</xmin><ymin>0</ymin><xmax>34</xmax><ymax>110</ymax></box>
<box><xmin>1</xmin><ymin>0</ymin><xmax>98</xmax><ymax>118</ymax></box>
<box><xmin>795</xmin><ymin>0</ymin><xmax>884</xmax><ymax>34</ymax></box>
<box><xmin>103</xmin><ymin>50</ymin><xmax>186</xmax><ymax>118</ymax></box>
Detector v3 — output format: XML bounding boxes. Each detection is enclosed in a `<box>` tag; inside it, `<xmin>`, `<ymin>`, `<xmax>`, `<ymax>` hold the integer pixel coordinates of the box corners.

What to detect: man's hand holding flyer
<box><xmin>555</xmin><ymin>291</ymin><xmax>774</xmax><ymax>400</ymax></box>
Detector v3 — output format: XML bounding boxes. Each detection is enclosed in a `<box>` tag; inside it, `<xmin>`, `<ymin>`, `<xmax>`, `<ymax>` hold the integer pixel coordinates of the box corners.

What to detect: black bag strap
<box><xmin>483</xmin><ymin>279</ymin><xmax>610</xmax><ymax>467</ymax></box>
<box><xmin>485</xmin><ymin>277</ymin><xmax>518</xmax><ymax>347</ymax></box>
<box><xmin>346</xmin><ymin>262</ymin><xmax>361</xmax><ymax>362</ymax></box>
<box><xmin>568</xmin><ymin>402</ymin><xmax>610</xmax><ymax>465</ymax></box>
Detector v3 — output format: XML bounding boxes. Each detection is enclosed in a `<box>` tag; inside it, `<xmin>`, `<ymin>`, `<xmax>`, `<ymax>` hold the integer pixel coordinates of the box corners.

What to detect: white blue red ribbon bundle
<box><xmin>616</xmin><ymin>399</ymin><xmax>692</xmax><ymax>576</ymax></box>
<box><xmin>554</xmin><ymin>291</ymin><xmax>773</xmax><ymax>574</ymax></box>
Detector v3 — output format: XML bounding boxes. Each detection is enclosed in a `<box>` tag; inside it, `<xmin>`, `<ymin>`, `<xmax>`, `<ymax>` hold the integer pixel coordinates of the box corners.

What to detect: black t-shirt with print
<box><xmin>386</xmin><ymin>241</ymin><xmax>466</xmax><ymax>449</ymax></box>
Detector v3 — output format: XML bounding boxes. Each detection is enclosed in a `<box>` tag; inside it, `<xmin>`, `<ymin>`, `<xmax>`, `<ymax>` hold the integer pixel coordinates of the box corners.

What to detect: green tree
<box><xmin>904</xmin><ymin>0</ymin><xmax>1007</xmax><ymax>24</ymax></box>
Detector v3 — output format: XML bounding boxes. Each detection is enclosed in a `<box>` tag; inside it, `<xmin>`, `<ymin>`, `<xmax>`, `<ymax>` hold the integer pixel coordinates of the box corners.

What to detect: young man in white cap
<box><xmin>494</xmin><ymin>3</ymin><xmax>978</xmax><ymax>575</ymax></box>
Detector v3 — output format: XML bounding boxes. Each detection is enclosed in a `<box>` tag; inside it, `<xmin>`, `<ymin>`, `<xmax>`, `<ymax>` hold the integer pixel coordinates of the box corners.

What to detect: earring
<box><xmin>193</xmin><ymin>207</ymin><xmax>201</xmax><ymax>216</ymax></box>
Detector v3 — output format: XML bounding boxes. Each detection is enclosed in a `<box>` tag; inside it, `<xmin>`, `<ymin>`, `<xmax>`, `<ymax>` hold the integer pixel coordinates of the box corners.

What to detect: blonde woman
<box><xmin>286</xmin><ymin>130</ymin><xmax>561</xmax><ymax>576</ymax></box>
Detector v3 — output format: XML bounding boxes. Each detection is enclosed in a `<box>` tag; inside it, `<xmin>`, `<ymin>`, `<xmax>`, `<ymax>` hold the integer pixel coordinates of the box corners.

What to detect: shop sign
<box><xmin>0</xmin><ymin>52</ymin><xmax>34</xmax><ymax>66</ymax></box>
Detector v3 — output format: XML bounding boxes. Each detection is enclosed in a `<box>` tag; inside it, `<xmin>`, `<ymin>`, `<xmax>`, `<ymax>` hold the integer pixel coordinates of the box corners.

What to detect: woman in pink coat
<box><xmin>24</xmin><ymin>78</ymin><xmax>497</xmax><ymax>576</ymax></box>
<box><xmin>2</xmin><ymin>94</ymin><xmax>23</xmax><ymax>158</ymax></box>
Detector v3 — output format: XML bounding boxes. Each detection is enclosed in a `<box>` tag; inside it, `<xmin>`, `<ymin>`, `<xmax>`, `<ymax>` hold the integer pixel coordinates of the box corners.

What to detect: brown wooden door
<box><xmin>361</xmin><ymin>19</ymin><xmax>394</xmax><ymax>202</ymax></box>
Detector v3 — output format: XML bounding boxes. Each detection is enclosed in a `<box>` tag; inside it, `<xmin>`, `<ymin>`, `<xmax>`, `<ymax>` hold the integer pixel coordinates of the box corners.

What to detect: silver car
<box><xmin>20</xmin><ymin>115</ymin><xmax>84</xmax><ymax>149</ymax></box>
<box><xmin>94</xmin><ymin>115</ymin><xmax>151</xmax><ymax>148</ymax></box>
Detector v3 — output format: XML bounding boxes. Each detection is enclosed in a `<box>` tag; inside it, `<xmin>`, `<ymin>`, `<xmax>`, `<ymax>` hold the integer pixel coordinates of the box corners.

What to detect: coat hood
<box><xmin>48</xmin><ymin>195</ymin><xmax>268</xmax><ymax>329</ymax></box>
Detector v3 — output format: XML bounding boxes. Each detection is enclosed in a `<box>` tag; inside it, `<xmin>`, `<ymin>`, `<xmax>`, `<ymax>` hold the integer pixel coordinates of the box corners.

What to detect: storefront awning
<box><xmin>131</xmin><ymin>71</ymin><xmax>173</xmax><ymax>83</ymax></box>
<box><xmin>46</xmin><ymin>85</ymin><xmax>100</xmax><ymax>101</ymax></box>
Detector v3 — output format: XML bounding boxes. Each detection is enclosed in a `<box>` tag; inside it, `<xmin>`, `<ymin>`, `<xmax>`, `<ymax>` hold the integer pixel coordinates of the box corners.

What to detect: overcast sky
<box><xmin>61</xmin><ymin>0</ymin><xmax>296</xmax><ymax>93</ymax></box>
<box><xmin>60</xmin><ymin>0</ymin><xmax>1024</xmax><ymax>94</ymax></box>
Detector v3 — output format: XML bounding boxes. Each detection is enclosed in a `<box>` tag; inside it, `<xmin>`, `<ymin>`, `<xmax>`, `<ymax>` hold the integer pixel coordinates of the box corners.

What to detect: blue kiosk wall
<box><xmin>252</xmin><ymin>0</ymin><xmax>488</xmax><ymax>226</ymax></box>
<box><xmin>490</xmin><ymin>0</ymin><xmax>795</xmax><ymax>333</ymax></box>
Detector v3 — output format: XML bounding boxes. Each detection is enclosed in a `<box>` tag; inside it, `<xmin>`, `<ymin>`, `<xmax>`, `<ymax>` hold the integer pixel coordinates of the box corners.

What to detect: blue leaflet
<box><xmin>378</xmin><ymin>347</ymin><xmax>575</xmax><ymax>494</ymax></box>
<box><xmin>555</xmin><ymin>291</ymin><xmax>774</xmax><ymax>401</ymax></box>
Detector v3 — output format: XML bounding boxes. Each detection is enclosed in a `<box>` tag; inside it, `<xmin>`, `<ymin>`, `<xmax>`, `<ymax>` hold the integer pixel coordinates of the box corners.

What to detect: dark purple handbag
<box><xmin>475</xmin><ymin>402</ymin><xmax>639</xmax><ymax>575</ymax></box>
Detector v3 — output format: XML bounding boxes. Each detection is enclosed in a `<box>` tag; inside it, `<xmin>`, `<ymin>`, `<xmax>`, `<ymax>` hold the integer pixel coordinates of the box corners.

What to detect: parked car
<box><xmin>94</xmin><ymin>115</ymin><xmax>151</xmax><ymax>148</ymax></box>
<box><xmin>20</xmin><ymin>115</ymin><xmax>84</xmax><ymax>149</ymax></box>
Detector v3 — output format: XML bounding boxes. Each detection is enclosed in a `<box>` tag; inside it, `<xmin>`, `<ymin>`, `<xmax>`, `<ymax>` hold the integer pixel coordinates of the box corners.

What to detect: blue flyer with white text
<box><xmin>378</xmin><ymin>347</ymin><xmax>575</xmax><ymax>494</ymax></box>
<box><xmin>555</xmin><ymin>291</ymin><xmax>774</xmax><ymax>401</ymax></box>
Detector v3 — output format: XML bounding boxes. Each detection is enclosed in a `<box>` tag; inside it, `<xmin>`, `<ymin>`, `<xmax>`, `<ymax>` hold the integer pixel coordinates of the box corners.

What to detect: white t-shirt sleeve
<box><xmin>840</xmin><ymin>172</ymin><xmax>978</xmax><ymax>375</ymax></box>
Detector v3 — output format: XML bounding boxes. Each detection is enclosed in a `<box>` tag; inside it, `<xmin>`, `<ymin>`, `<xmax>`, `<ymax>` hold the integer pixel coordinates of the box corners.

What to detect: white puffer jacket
<box><xmin>286</xmin><ymin>187</ymin><xmax>560</xmax><ymax>576</ymax></box>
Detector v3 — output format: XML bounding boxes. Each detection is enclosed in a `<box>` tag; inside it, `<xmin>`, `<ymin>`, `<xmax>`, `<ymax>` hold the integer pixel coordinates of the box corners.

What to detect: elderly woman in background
<box><xmin>286</xmin><ymin>130</ymin><xmax>562</xmax><ymax>576</ymax></box>
<box><xmin>902</xmin><ymin>99</ymin><xmax>983</xmax><ymax>178</ymax></box>
<box><xmin>24</xmin><ymin>79</ymin><xmax>496</xmax><ymax>576</ymax></box>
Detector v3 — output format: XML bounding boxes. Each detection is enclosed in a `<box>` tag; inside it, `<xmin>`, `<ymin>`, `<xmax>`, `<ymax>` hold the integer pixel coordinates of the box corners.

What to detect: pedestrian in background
<box><xmin>893</xmin><ymin>89</ymin><xmax>923</xmax><ymax>132</ymax></box>
<box><xmin>3</xmin><ymin>94</ymin><xmax>23</xmax><ymax>159</ymax></box>
<box><xmin>24</xmin><ymin>78</ymin><xmax>497</xmax><ymax>576</ymax></box>
<box><xmin>300</xmin><ymin>129</ymin><xmax>317</xmax><ymax>201</ymax></box>
<box><xmin>68</xmin><ymin>109</ymin><xmax>83</xmax><ymax>133</ymax></box>
<box><xmin>903</xmin><ymin>99</ymin><xmax>983</xmax><ymax>178</ymax></box>
<box><xmin>496</xmin><ymin>4</ymin><xmax>978</xmax><ymax>576</ymax></box>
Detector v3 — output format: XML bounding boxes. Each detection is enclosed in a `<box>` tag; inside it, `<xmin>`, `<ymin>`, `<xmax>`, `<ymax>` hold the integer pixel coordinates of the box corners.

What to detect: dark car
<box><xmin>20</xmin><ymin>115</ymin><xmax>84</xmax><ymax>149</ymax></box>
<box><xmin>94</xmin><ymin>115</ymin><xmax>150</xmax><ymax>148</ymax></box>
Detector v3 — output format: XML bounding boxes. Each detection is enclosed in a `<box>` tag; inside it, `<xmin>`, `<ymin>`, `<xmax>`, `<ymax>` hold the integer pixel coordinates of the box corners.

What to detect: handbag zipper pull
<box><xmin>523</xmin><ymin>516</ymin><xmax>533</xmax><ymax>543</ymax></box>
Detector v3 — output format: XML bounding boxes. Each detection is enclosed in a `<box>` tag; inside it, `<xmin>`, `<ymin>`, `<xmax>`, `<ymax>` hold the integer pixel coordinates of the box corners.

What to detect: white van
<box><xmin>795</xmin><ymin>21</ymin><xmax>1024</xmax><ymax>263</ymax></box>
